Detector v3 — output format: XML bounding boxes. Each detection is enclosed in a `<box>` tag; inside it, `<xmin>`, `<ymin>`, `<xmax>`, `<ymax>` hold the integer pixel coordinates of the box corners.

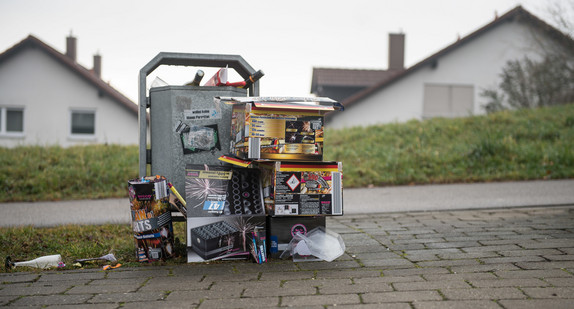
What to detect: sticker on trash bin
<box><xmin>184</xmin><ymin>108</ymin><xmax>220</xmax><ymax>120</ymax></box>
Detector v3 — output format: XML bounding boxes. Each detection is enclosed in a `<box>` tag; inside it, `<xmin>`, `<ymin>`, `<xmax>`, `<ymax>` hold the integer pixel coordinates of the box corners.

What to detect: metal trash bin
<box><xmin>138</xmin><ymin>53</ymin><xmax>260</xmax><ymax>220</ymax></box>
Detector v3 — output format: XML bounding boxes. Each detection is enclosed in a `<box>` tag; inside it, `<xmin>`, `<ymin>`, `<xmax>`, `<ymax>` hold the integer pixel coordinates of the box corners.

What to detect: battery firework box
<box><xmin>128</xmin><ymin>176</ymin><xmax>175</xmax><ymax>262</ymax></box>
<box><xmin>185</xmin><ymin>164</ymin><xmax>266</xmax><ymax>262</ymax></box>
<box><xmin>216</xmin><ymin>96</ymin><xmax>343</xmax><ymax>161</ymax></box>
<box><xmin>258</xmin><ymin>161</ymin><xmax>343</xmax><ymax>217</ymax></box>
<box><xmin>267</xmin><ymin>216</ymin><xmax>326</xmax><ymax>259</ymax></box>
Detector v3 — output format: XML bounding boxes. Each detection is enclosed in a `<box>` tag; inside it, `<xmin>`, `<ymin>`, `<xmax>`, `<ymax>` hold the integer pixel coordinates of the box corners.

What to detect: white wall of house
<box><xmin>328</xmin><ymin>18</ymin><xmax>549</xmax><ymax>130</ymax></box>
<box><xmin>0</xmin><ymin>47</ymin><xmax>139</xmax><ymax>147</ymax></box>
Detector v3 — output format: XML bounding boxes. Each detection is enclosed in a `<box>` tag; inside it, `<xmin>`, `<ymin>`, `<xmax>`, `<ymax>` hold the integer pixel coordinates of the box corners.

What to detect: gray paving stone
<box><xmin>166</xmin><ymin>289</ymin><xmax>240</xmax><ymax>302</ymax></box>
<box><xmin>45</xmin><ymin>304</ymin><xmax>117</xmax><ymax>309</ymax></box>
<box><xmin>259</xmin><ymin>270</ymin><xmax>315</xmax><ymax>281</ymax></box>
<box><xmin>242</xmin><ymin>282</ymin><xmax>317</xmax><ymax>297</ymax></box>
<box><xmin>0</xmin><ymin>273</ymin><xmax>39</xmax><ymax>283</ymax></box>
<box><xmin>497</xmin><ymin>249</ymin><xmax>563</xmax><ymax>256</ymax></box>
<box><xmin>354</xmin><ymin>275</ymin><xmax>425</xmax><ymax>284</ymax></box>
<box><xmin>281</xmin><ymin>293</ymin><xmax>360</xmax><ymax>307</ymax></box>
<box><xmin>315</xmin><ymin>269</ymin><xmax>382</xmax><ymax>279</ymax></box>
<box><xmin>479</xmin><ymin>255</ymin><xmax>547</xmax><ymax>264</ymax></box>
<box><xmin>515</xmin><ymin>261</ymin><xmax>574</xmax><ymax>270</ymax></box>
<box><xmin>543</xmin><ymin>254</ymin><xmax>574</xmax><ymax>261</ymax></box>
<box><xmin>423</xmin><ymin>272</ymin><xmax>497</xmax><ymax>281</ymax></box>
<box><xmin>37</xmin><ymin>271</ymin><xmax>106</xmax><ymax>282</ymax></box>
<box><xmin>281</xmin><ymin>278</ymin><xmax>351</xmax><ymax>289</ymax></box>
<box><xmin>326</xmin><ymin>303</ymin><xmax>411</xmax><ymax>309</ymax></box>
<box><xmin>89</xmin><ymin>291</ymin><xmax>166</xmax><ymax>303</ymax></box>
<box><xmin>319</xmin><ymin>281</ymin><xmax>393</xmax><ymax>294</ymax></box>
<box><xmin>469</xmin><ymin>278</ymin><xmax>549</xmax><ymax>288</ymax></box>
<box><xmin>518</xmin><ymin>240</ymin><xmax>574</xmax><ymax>249</ymax></box>
<box><xmin>436</xmin><ymin>251</ymin><xmax>500</xmax><ymax>260</ymax></box>
<box><xmin>0</xmin><ymin>295</ymin><xmax>17</xmax><ymax>306</ymax></box>
<box><xmin>440</xmin><ymin>287</ymin><xmax>526</xmax><ymax>300</ymax></box>
<box><xmin>3</xmin><ymin>205</ymin><xmax>573</xmax><ymax>308</ymax></box>
<box><xmin>353</xmin><ymin>251</ymin><xmax>405</xmax><ymax>260</ymax></box>
<box><xmin>11</xmin><ymin>294</ymin><xmax>93</xmax><ymax>306</ymax></box>
<box><xmin>418</xmin><ymin>259</ymin><xmax>481</xmax><ymax>267</ymax></box>
<box><xmin>362</xmin><ymin>290</ymin><xmax>443</xmax><ymax>303</ymax></box>
<box><xmin>232</xmin><ymin>262</ymin><xmax>299</xmax><ymax>273</ymax></box>
<box><xmin>386</xmin><ymin>243</ymin><xmax>427</xmax><ymax>250</ymax></box>
<box><xmin>544</xmin><ymin>277</ymin><xmax>574</xmax><ymax>287</ymax></box>
<box><xmin>463</xmin><ymin>245</ymin><xmax>522</xmax><ymax>252</ymax></box>
<box><xmin>498</xmin><ymin>299</ymin><xmax>574</xmax><ymax>309</ymax></box>
<box><xmin>121</xmin><ymin>300</ymin><xmax>197</xmax><ymax>309</ymax></box>
<box><xmin>104</xmin><ymin>269</ymin><xmax>171</xmax><ymax>279</ymax></box>
<box><xmin>449</xmin><ymin>263</ymin><xmax>521</xmax><ymax>273</ymax></box>
<box><xmin>0</xmin><ymin>283</ymin><xmax>70</xmax><ymax>296</ymax></box>
<box><xmin>200</xmin><ymin>296</ymin><xmax>279</xmax><ymax>308</ymax></box>
<box><xmin>383</xmin><ymin>267</ymin><xmax>450</xmax><ymax>277</ymax></box>
<box><xmin>66</xmin><ymin>283</ymin><xmax>140</xmax><ymax>294</ymax></box>
<box><xmin>295</xmin><ymin>260</ymin><xmax>361</xmax><ymax>270</ymax></box>
<box><xmin>494</xmin><ymin>269</ymin><xmax>573</xmax><ymax>279</ymax></box>
<box><xmin>413</xmin><ymin>300</ymin><xmax>501</xmax><ymax>309</ymax></box>
<box><xmin>521</xmin><ymin>287</ymin><xmax>574</xmax><ymax>298</ymax></box>
<box><xmin>393</xmin><ymin>279</ymin><xmax>472</xmax><ymax>291</ymax></box>
<box><xmin>88</xmin><ymin>277</ymin><xmax>148</xmax><ymax>286</ymax></box>
<box><xmin>362</xmin><ymin>258</ymin><xmax>415</xmax><ymax>268</ymax></box>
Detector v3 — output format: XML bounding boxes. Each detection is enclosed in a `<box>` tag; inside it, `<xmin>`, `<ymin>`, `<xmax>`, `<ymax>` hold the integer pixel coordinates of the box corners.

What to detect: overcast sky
<box><xmin>0</xmin><ymin>0</ymin><xmax>563</xmax><ymax>103</ymax></box>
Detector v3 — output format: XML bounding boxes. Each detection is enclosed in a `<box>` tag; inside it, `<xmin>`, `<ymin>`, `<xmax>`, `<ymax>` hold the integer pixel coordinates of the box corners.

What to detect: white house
<box><xmin>0</xmin><ymin>35</ymin><xmax>139</xmax><ymax>147</ymax></box>
<box><xmin>325</xmin><ymin>6</ymin><xmax>573</xmax><ymax>129</ymax></box>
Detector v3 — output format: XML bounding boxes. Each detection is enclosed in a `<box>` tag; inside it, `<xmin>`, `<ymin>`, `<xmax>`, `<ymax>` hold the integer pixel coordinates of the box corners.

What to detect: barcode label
<box><xmin>332</xmin><ymin>172</ymin><xmax>343</xmax><ymax>215</ymax></box>
<box><xmin>248</xmin><ymin>138</ymin><xmax>261</xmax><ymax>159</ymax></box>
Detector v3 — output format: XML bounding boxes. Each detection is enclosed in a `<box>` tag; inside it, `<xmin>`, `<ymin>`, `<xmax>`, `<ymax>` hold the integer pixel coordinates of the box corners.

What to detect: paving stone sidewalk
<box><xmin>1</xmin><ymin>205</ymin><xmax>573</xmax><ymax>308</ymax></box>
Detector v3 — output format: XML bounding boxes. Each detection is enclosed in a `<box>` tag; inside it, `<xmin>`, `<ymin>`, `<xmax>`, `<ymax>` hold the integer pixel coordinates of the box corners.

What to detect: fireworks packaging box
<box><xmin>187</xmin><ymin>217</ymin><xmax>266</xmax><ymax>261</ymax></box>
<box><xmin>128</xmin><ymin>176</ymin><xmax>175</xmax><ymax>262</ymax></box>
<box><xmin>215</xmin><ymin>96</ymin><xmax>343</xmax><ymax>161</ymax></box>
<box><xmin>185</xmin><ymin>164</ymin><xmax>266</xmax><ymax>262</ymax></box>
<box><xmin>258</xmin><ymin>161</ymin><xmax>343</xmax><ymax>217</ymax></box>
<box><xmin>267</xmin><ymin>216</ymin><xmax>326</xmax><ymax>259</ymax></box>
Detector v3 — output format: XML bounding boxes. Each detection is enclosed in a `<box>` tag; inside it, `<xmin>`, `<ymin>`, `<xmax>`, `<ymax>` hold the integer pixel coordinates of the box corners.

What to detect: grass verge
<box><xmin>0</xmin><ymin>222</ymin><xmax>187</xmax><ymax>272</ymax></box>
<box><xmin>324</xmin><ymin>104</ymin><xmax>574</xmax><ymax>187</ymax></box>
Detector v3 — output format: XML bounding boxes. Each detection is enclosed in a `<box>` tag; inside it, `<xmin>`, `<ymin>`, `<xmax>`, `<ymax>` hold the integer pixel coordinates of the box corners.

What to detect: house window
<box><xmin>423</xmin><ymin>84</ymin><xmax>474</xmax><ymax>118</ymax></box>
<box><xmin>70</xmin><ymin>110</ymin><xmax>95</xmax><ymax>135</ymax></box>
<box><xmin>0</xmin><ymin>107</ymin><xmax>24</xmax><ymax>135</ymax></box>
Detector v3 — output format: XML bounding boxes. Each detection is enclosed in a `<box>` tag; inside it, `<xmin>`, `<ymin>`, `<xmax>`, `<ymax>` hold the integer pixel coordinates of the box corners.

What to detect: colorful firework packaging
<box><xmin>128</xmin><ymin>176</ymin><xmax>175</xmax><ymax>262</ymax></box>
<box><xmin>216</xmin><ymin>96</ymin><xmax>343</xmax><ymax>162</ymax></box>
<box><xmin>258</xmin><ymin>161</ymin><xmax>344</xmax><ymax>217</ymax></box>
<box><xmin>185</xmin><ymin>164</ymin><xmax>266</xmax><ymax>262</ymax></box>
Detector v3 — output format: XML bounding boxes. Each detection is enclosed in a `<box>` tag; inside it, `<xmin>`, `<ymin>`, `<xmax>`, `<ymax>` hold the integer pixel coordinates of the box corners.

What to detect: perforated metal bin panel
<box><xmin>149</xmin><ymin>85</ymin><xmax>247</xmax><ymax>198</ymax></box>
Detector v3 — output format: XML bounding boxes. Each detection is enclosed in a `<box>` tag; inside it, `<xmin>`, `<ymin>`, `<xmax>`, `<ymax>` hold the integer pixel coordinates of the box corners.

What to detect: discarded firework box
<box><xmin>258</xmin><ymin>161</ymin><xmax>343</xmax><ymax>217</ymax></box>
<box><xmin>185</xmin><ymin>164</ymin><xmax>266</xmax><ymax>262</ymax></box>
<box><xmin>128</xmin><ymin>176</ymin><xmax>175</xmax><ymax>262</ymax></box>
<box><xmin>267</xmin><ymin>216</ymin><xmax>326</xmax><ymax>259</ymax></box>
<box><xmin>216</xmin><ymin>96</ymin><xmax>343</xmax><ymax>161</ymax></box>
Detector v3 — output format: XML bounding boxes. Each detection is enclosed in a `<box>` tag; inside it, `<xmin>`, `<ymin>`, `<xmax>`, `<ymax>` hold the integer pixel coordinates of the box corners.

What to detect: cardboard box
<box><xmin>216</xmin><ymin>96</ymin><xmax>342</xmax><ymax>161</ymax></box>
<box><xmin>185</xmin><ymin>164</ymin><xmax>266</xmax><ymax>262</ymax></box>
<box><xmin>267</xmin><ymin>216</ymin><xmax>326</xmax><ymax>259</ymax></box>
<box><xmin>185</xmin><ymin>164</ymin><xmax>265</xmax><ymax>217</ymax></box>
<box><xmin>259</xmin><ymin>161</ymin><xmax>343</xmax><ymax>217</ymax></box>
<box><xmin>128</xmin><ymin>176</ymin><xmax>176</xmax><ymax>262</ymax></box>
<box><xmin>187</xmin><ymin>217</ymin><xmax>266</xmax><ymax>261</ymax></box>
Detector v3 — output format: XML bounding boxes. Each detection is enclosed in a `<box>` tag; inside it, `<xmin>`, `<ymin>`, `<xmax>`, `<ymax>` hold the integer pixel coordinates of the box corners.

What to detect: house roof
<box><xmin>310</xmin><ymin>68</ymin><xmax>402</xmax><ymax>92</ymax></box>
<box><xmin>339</xmin><ymin>5</ymin><xmax>574</xmax><ymax>109</ymax></box>
<box><xmin>0</xmin><ymin>35</ymin><xmax>138</xmax><ymax>116</ymax></box>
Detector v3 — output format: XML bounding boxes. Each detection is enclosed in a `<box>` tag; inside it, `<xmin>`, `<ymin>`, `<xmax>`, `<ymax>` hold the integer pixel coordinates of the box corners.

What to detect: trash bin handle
<box><xmin>138</xmin><ymin>52</ymin><xmax>260</xmax><ymax>177</ymax></box>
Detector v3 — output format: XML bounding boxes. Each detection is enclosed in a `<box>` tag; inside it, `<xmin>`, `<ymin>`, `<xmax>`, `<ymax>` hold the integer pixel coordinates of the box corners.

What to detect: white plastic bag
<box><xmin>280</xmin><ymin>226</ymin><xmax>345</xmax><ymax>262</ymax></box>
